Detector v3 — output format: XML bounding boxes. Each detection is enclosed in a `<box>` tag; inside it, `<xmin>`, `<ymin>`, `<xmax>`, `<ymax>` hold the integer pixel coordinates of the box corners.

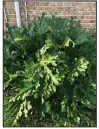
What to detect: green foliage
<box><xmin>4</xmin><ymin>13</ymin><xmax>96</xmax><ymax>127</ymax></box>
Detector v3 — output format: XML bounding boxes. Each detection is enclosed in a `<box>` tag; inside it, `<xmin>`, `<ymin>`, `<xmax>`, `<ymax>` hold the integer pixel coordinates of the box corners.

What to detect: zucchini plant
<box><xmin>4</xmin><ymin>13</ymin><xmax>96</xmax><ymax>127</ymax></box>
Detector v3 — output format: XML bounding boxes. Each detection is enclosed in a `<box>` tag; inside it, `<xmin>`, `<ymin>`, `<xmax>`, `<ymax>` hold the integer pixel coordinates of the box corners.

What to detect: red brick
<box><xmin>91</xmin><ymin>23</ymin><xmax>96</xmax><ymax>28</ymax></box>
<box><xmin>10</xmin><ymin>18</ymin><xmax>16</xmax><ymax>22</ymax></box>
<box><xmin>45</xmin><ymin>7</ymin><xmax>58</xmax><ymax>12</ymax></box>
<box><xmin>65</xmin><ymin>7</ymin><xmax>76</xmax><ymax>11</ymax></box>
<box><xmin>38</xmin><ymin>6</ymin><xmax>45</xmax><ymax>10</ymax></box>
<box><xmin>49</xmin><ymin>2</ymin><xmax>57</xmax><ymax>6</ymax></box>
<box><xmin>6</xmin><ymin>18</ymin><xmax>10</xmax><ymax>22</ymax></box>
<box><xmin>77</xmin><ymin>15</ymin><xmax>85</xmax><ymax>19</ymax></box>
<box><xmin>27</xmin><ymin>11</ymin><xmax>34</xmax><ymax>15</ymax></box>
<box><xmin>64</xmin><ymin>3</ymin><xmax>72</xmax><ymax>7</ymax></box>
<box><xmin>3</xmin><ymin>2</ymin><xmax>96</xmax><ymax>29</ymax></box>
<box><xmin>77</xmin><ymin>6</ymin><xmax>89</xmax><ymax>11</ymax></box>
<box><xmin>90</xmin><ymin>11</ymin><xmax>96</xmax><ymax>15</ymax></box>
<box><xmin>82</xmin><ymin>20</ymin><xmax>91</xmax><ymax>23</ymax></box>
<box><xmin>86</xmin><ymin>5</ymin><xmax>96</xmax><ymax>11</ymax></box>
<box><xmin>63</xmin><ymin>11</ymin><xmax>77</xmax><ymax>15</ymax></box>
<box><xmin>76</xmin><ymin>11</ymin><xmax>91</xmax><ymax>15</ymax></box>
<box><xmin>86</xmin><ymin>15</ymin><xmax>96</xmax><ymax>19</ymax></box>
<box><xmin>56</xmin><ymin>2</ymin><xmax>63</xmax><ymax>6</ymax></box>
<box><xmin>45</xmin><ymin>7</ymin><xmax>51</xmax><ymax>11</ymax></box>
<box><xmin>8</xmin><ymin>9</ymin><xmax>15</xmax><ymax>14</ymax></box>
<box><xmin>88</xmin><ymin>24</ymin><xmax>96</xmax><ymax>28</ymax></box>
<box><xmin>90</xmin><ymin>20</ymin><xmax>96</xmax><ymax>23</ymax></box>
<box><xmin>71</xmin><ymin>3</ymin><xmax>79</xmax><ymax>6</ymax></box>
<box><xmin>35</xmin><ymin>2</ymin><xmax>49</xmax><ymax>6</ymax></box>
<box><xmin>4</xmin><ymin>2</ymin><xmax>14</xmax><ymax>10</ymax></box>
<box><xmin>92</xmin><ymin>2</ymin><xmax>96</xmax><ymax>6</ymax></box>
<box><xmin>27</xmin><ymin>6</ymin><xmax>37</xmax><ymax>10</ymax></box>
<box><xmin>7</xmin><ymin>15</ymin><xmax>16</xmax><ymax>18</ymax></box>
<box><xmin>58</xmin><ymin>7</ymin><xmax>65</xmax><ymax>11</ymax></box>
<box><xmin>27</xmin><ymin>2</ymin><xmax>36</xmax><ymax>6</ymax></box>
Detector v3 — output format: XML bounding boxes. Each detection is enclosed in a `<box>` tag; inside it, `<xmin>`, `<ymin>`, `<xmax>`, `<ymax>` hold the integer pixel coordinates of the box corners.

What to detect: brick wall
<box><xmin>3</xmin><ymin>1</ymin><xmax>96</xmax><ymax>31</ymax></box>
